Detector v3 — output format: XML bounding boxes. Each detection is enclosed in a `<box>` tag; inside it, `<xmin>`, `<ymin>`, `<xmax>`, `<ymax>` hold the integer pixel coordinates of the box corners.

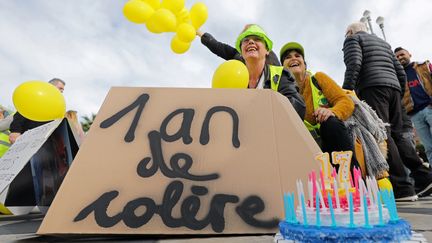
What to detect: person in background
<box><xmin>0</xmin><ymin>105</ymin><xmax>13</xmax><ymax>132</ymax></box>
<box><xmin>395</xmin><ymin>47</ymin><xmax>432</xmax><ymax>166</ymax></box>
<box><xmin>9</xmin><ymin>78</ymin><xmax>66</xmax><ymax>144</ymax></box>
<box><xmin>342</xmin><ymin>22</ymin><xmax>432</xmax><ymax>200</ymax></box>
<box><xmin>0</xmin><ymin>106</ymin><xmax>13</xmax><ymax>158</ymax></box>
<box><xmin>197</xmin><ymin>24</ymin><xmax>281</xmax><ymax>66</ymax></box>
<box><xmin>49</xmin><ymin>78</ymin><xmax>65</xmax><ymax>93</ymax></box>
<box><xmin>399</xmin><ymin>107</ymin><xmax>431</xmax><ymax>167</ymax></box>
<box><xmin>65</xmin><ymin>110</ymin><xmax>85</xmax><ymax>145</ymax></box>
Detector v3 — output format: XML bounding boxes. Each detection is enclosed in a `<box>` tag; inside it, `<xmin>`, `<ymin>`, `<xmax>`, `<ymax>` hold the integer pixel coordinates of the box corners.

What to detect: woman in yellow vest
<box><xmin>197</xmin><ymin>24</ymin><xmax>306</xmax><ymax>119</ymax></box>
<box><xmin>0</xmin><ymin>106</ymin><xmax>12</xmax><ymax>158</ymax></box>
<box><xmin>279</xmin><ymin>42</ymin><xmax>358</xmax><ymax>167</ymax></box>
<box><xmin>235</xmin><ymin>26</ymin><xmax>305</xmax><ymax>119</ymax></box>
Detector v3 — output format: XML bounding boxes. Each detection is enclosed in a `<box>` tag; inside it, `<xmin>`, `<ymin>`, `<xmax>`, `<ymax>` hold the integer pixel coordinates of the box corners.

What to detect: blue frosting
<box><xmin>279</xmin><ymin>220</ymin><xmax>411</xmax><ymax>243</ymax></box>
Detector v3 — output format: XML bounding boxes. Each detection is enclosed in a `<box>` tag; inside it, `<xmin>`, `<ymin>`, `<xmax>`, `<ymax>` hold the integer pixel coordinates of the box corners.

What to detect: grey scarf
<box><xmin>344</xmin><ymin>96</ymin><xmax>389</xmax><ymax>178</ymax></box>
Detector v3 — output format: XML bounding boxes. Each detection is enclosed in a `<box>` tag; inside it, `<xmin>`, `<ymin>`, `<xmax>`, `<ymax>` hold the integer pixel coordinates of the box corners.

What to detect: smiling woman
<box><xmin>279</xmin><ymin>42</ymin><xmax>358</xmax><ymax>171</ymax></box>
<box><xmin>235</xmin><ymin>25</ymin><xmax>305</xmax><ymax>119</ymax></box>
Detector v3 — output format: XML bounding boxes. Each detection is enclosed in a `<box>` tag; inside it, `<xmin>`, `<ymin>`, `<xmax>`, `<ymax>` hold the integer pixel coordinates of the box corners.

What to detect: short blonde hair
<box><xmin>346</xmin><ymin>22</ymin><xmax>368</xmax><ymax>36</ymax></box>
<box><xmin>65</xmin><ymin>110</ymin><xmax>78</xmax><ymax>121</ymax></box>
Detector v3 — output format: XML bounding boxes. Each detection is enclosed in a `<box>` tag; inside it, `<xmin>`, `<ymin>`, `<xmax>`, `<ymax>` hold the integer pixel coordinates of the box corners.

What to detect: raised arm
<box><xmin>198</xmin><ymin>31</ymin><xmax>242</xmax><ymax>61</ymax></box>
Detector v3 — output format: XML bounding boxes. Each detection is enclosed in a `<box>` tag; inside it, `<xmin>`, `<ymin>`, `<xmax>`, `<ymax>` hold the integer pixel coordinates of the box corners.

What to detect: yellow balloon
<box><xmin>141</xmin><ymin>0</ymin><xmax>160</xmax><ymax>10</ymax></box>
<box><xmin>161</xmin><ymin>0</ymin><xmax>184</xmax><ymax>14</ymax></box>
<box><xmin>212</xmin><ymin>60</ymin><xmax>249</xmax><ymax>88</ymax></box>
<box><xmin>0</xmin><ymin>203</ymin><xmax>12</xmax><ymax>215</ymax></box>
<box><xmin>145</xmin><ymin>16</ymin><xmax>163</xmax><ymax>33</ymax></box>
<box><xmin>377</xmin><ymin>177</ymin><xmax>393</xmax><ymax>191</ymax></box>
<box><xmin>176</xmin><ymin>7</ymin><xmax>190</xmax><ymax>25</ymax></box>
<box><xmin>176</xmin><ymin>23</ymin><xmax>195</xmax><ymax>42</ymax></box>
<box><xmin>123</xmin><ymin>0</ymin><xmax>155</xmax><ymax>24</ymax></box>
<box><xmin>147</xmin><ymin>8</ymin><xmax>177</xmax><ymax>33</ymax></box>
<box><xmin>190</xmin><ymin>2</ymin><xmax>208</xmax><ymax>29</ymax></box>
<box><xmin>171</xmin><ymin>36</ymin><xmax>191</xmax><ymax>54</ymax></box>
<box><xmin>13</xmin><ymin>81</ymin><xmax>66</xmax><ymax>122</ymax></box>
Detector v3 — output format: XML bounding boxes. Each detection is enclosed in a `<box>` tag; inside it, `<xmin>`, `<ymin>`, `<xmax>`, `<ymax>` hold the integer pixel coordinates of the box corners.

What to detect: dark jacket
<box><xmin>200</xmin><ymin>32</ymin><xmax>281</xmax><ymax>66</ymax></box>
<box><xmin>262</xmin><ymin>65</ymin><xmax>306</xmax><ymax>119</ymax></box>
<box><xmin>342</xmin><ymin>31</ymin><xmax>406</xmax><ymax>94</ymax></box>
<box><xmin>10</xmin><ymin>112</ymin><xmax>48</xmax><ymax>134</ymax></box>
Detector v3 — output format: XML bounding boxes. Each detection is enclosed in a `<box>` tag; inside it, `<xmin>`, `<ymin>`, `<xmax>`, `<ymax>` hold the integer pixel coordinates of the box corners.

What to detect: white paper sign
<box><xmin>0</xmin><ymin>119</ymin><xmax>62</xmax><ymax>194</ymax></box>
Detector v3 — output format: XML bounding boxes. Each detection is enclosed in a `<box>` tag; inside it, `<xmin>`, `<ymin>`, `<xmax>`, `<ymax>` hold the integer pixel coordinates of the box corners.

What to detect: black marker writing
<box><xmin>74</xmin><ymin>181</ymin><xmax>278</xmax><ymax>232</ymax></box>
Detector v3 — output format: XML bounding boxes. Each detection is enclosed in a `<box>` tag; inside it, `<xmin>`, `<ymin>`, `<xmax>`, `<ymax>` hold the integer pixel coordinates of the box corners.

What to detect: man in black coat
<box><xmin>342</xmin><ymin>22</ymin><xmax>432</xmax><ymax>200</ymax></box>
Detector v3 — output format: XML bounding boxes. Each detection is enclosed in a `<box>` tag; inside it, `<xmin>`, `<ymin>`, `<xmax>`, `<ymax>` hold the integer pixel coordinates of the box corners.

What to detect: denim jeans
<box><xmin>410</xmin><ymin>106</ymin><xmax>432</xmax><ymax>165</ymax></box>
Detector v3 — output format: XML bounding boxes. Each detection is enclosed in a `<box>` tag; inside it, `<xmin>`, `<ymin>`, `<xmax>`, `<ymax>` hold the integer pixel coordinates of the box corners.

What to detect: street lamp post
<box><xmin>376</xmin><ymin>16</ymin><xmax>386</xmax><ymax>41</ymax></box>
<box><xmin>360</xmin><ymin>17</ymin><xmax>370</xmax><ymax>33</ymax></box>
<box><xmin>359</xmin><ymin>11</ymin><xmax>387</xmax><ymax>41</ymax></box>
<box><xmin>362</xmin><ymin>10</ymin><xmax>374</xmax><ymax>34</ymax></box>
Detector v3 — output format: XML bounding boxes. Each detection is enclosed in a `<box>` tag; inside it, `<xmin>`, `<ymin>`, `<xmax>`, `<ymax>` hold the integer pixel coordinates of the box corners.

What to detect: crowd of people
<box><xmin>197</xmin><ymin>22</ymin><xmax>432</xmax><ymax>201</ymax></box>
<box><xmin>1</xmin><ymin>21</ymin><xmax>431</xmax><ymax>202</ymax></box>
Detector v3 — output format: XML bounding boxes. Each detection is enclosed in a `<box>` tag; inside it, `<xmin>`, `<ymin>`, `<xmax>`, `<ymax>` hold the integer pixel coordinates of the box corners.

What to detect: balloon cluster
<box><xmin>123</xmin><ymin>0</ymin><xmax>208</xmax><ymax>54</ymax></box>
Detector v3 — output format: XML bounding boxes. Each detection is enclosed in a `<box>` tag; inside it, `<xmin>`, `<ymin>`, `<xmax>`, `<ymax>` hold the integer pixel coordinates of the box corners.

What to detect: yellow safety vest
<box><xmin>0</xmin><ymin>130</ymin><xmax>11</xmax><ymax>158</ymax></box>
<box><xmin>303</xmin><ymin>71</ymin><xmax>329</xmax><ymax>132</ymax></box>
<box><xmin>268</xmin><ymin>65</ymin><xmax>283</xmax><ymax>91</ymax></box>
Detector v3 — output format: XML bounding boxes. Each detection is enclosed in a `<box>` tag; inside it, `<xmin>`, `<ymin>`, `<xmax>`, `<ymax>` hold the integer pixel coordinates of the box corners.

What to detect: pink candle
<box><xmin>308</xmin><ymin>179</ymin><xmax>313</xmax><ymax>207</ymax></box>
<box><xmin>320</xmin><ymin>169</ymin><xmax>326</xmax><ymax>191</ymax></box>
<box><xmin>311</xmin><ymin>171</ymin><xmax>317</xmax><ymax>197</ymax></box>
<box><xmin>359</xmin><ymin>178</ymin><xmax>364</xmax><ymax>211</ymax></box>
<box><xmin>354</xmin><ymin>168</ymin><xmax>360</xmax><ymax>190</ymax></box>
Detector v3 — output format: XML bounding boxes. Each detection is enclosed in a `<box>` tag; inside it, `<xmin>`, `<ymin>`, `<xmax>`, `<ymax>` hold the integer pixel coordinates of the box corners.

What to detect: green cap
<box><xmin>279</xmin><ymin>42</ymin><xmax>305</xmax><ymax>64</ymax></box>
<box><xmin>235</xmin><ymin>25</ymin><xmax>273</xmax><ymax>53</ymax></box>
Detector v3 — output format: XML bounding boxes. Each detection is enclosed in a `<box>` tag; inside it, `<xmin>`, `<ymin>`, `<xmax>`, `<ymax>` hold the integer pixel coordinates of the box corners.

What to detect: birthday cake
<box><xmin>279</xmin><ymin>152</ymin><xmax>411</xmax><ymax>243</ymax></box>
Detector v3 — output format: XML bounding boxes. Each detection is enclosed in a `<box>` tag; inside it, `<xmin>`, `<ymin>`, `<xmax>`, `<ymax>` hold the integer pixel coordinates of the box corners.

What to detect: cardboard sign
<box><xmin>0</xmin><ymin>119</ymin><xmax>78</xmax><ymax>215</ymax></box>
<box><xmin>38</xmin><ymin>88</ymin><xmax>321</xmax><ymax>235</ymax></box>
<box><xmin>0</xmin><ymin>119</ymin><xmax>62</xmax><ymax>194</ymax></box>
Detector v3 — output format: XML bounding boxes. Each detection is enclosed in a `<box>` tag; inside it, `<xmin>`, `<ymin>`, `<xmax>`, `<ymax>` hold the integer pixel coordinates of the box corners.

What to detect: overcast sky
<box><xmin>1</xmin><ymin>0</ymin><xmax>432</xmax><ymax>120</ymax></box>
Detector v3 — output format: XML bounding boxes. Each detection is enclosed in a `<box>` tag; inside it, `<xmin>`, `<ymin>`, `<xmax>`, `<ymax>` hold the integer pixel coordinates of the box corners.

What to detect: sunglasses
<box><xmin>241</xmin><ymin>35</ymin><xmax>264</xmax><ymax>45</ymax></box>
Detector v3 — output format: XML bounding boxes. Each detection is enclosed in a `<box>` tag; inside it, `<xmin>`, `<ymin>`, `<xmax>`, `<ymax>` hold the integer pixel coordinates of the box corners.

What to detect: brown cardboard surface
<box><xmin>38</xmin><ymin>88</ymin><xmax>321</xmax><ymax>235</ymax></box>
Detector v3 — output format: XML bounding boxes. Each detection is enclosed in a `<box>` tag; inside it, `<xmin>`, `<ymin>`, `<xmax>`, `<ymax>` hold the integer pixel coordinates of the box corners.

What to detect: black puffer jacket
<box><xmin>342</xmin><ymin>31</ymin><xmax>406</xmax><ymax>94</ymax></box>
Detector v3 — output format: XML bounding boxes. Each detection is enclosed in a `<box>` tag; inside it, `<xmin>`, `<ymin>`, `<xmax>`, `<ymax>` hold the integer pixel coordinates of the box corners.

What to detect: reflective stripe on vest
<box><xmin>0</xmin><ymin>131</ymin><xmax>11</xmax><ymax>157</ymax></box>
<box><xmin>269</xmin><ymin>65</ymin><xmax>283</xmax><ymax>91</ymax></box>
<box><xmin>304</xmin><ymin>71</ymin><xmax>328</xmax><ymax>132</ymax></box>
